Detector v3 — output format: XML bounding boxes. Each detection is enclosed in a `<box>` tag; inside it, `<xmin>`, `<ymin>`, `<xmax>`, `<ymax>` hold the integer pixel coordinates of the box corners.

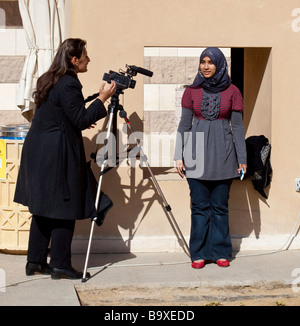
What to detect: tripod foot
<box><xmin>81</xmin><ymin>277</ymin><xmax>88</xmax><ymax>283</ymax></box>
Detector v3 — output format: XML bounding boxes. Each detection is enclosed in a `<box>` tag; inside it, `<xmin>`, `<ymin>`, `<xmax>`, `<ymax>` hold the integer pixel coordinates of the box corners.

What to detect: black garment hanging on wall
<box><xmin>245</xmin><ymin>135</ymin><xmax>272</xmax><ymax>199</ymax></box>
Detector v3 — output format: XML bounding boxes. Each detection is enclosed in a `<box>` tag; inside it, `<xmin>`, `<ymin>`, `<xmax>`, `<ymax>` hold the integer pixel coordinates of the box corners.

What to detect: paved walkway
<box><xmin>0</xmin><ymin>249</ymin><xmax>300</xmax><ymax>306</ymax></box>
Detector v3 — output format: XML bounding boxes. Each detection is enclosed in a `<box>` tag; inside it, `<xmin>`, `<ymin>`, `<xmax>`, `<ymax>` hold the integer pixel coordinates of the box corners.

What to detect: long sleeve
<box><xmin>231</xmin><ymin>110</ymin><xmax>247</xmax><ymax>164</ymax></box>
<box><xmin>60</xmin><ymin>76</ymin><xmax>107</xmax><ymax>130</ymax></box>
<box><xmin>174</xmin><ymin>107</ymin><xmax>194</xmax><ymax>160</ymax></box>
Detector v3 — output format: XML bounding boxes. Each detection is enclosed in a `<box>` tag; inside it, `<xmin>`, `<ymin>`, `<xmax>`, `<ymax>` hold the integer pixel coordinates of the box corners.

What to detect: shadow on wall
<box><xmin>76</xmin><ymin>112</ymin><xmax>144</xmax><ymax>252</ymax></box>
<box><xmin>244</xmin><ymin>47</ymin><xmax>272</xmax><ymax>140</ymax></box>
<box><xmin>230</xmin><ymin>47</ymin><xmax>272</xmax><ymax>253</ymax></box>
<box><xmin>229</xmin><ymin>178</ymin><xmax>271</xmax><ymax>251</ymax></box>
<box><xmin>75</xmin><ymin>111</ymin><xmax>189</xmax><ymax>265</ymax></box>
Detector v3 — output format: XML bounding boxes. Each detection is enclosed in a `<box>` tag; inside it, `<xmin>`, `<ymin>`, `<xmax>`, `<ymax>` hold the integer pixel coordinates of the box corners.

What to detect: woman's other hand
<box><xmin>98</xmin><ymin>81</ymin><xmax>117</xmax><ymax>103</ymax></box>
<box><xmin>238</xmin><ymin>163</ymin><xmax>247</xmax><ymax>175</ymax></box>
<box><xmin>176</xmin><ymin>160</ymin><xmax>186</xmax><ymax>178</ymax></box>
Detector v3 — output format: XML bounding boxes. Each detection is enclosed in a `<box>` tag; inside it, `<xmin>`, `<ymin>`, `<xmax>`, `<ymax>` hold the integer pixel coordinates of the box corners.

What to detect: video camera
<box><xmin>103</xmin><ymin>64</ymin><xmax>153</xmax><ymax>90</ymax></box>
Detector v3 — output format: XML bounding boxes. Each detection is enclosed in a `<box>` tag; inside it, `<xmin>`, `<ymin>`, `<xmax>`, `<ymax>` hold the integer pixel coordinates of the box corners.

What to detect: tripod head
<box><xmin>108</xmin><ymin>88</ymin><xmax>127</xmax><ymax>118</ymax></box>
<box><xmin>89</xmin><ymin>85</ymin><xmax>127</xmax><ymax>163</ymax></box>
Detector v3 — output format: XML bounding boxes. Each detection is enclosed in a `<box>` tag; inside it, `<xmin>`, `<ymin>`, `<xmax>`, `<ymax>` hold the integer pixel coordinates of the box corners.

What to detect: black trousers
<box><xmin>27</xmin><ymin>215</ymin><xmax>75</xmax><ymax>269</ymax></box>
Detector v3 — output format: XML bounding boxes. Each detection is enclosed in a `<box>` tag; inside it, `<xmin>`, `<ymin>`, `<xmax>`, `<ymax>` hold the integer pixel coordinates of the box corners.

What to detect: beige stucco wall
<box><xmin>70</xmin><ymin>0</ymin><xmax>300</xmax><ymax>252</ymax></box>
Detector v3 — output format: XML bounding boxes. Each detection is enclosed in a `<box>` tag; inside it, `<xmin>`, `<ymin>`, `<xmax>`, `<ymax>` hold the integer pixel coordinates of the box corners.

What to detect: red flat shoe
<box><xmin>191</xmin><ymin>260</ymin><xmax>205</xmax><ymax>269</ymax></box>
<box><xmin>216</xmin><ymin>259</ymin><xmax>230</xmax><ymax>267</ymax></box>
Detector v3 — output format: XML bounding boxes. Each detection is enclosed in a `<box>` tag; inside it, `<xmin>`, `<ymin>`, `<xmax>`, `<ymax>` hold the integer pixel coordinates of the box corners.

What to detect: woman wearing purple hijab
<box><xmin>174</xmin><ymin>47</ymin><xmax>247</xmax><ymax>268</ymax></box>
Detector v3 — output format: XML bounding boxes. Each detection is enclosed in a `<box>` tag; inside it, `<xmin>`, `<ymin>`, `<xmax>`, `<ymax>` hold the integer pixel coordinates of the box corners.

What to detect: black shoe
<box><xmin>26</xmin><ymin>262</ymin><xmax>52</xmax><ymax>276</ymax></box>
<box><xmin>51</xmin><ymin>267</ymin><xmax>90</xmax><ymax>280</ymax></box>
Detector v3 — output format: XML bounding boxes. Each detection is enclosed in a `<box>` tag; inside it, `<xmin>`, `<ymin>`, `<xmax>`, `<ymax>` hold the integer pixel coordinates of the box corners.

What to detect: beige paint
<box><xmin>70</xmin><ymin>0</ymin><xmax>300</xmax><ymax>252</ymax></box>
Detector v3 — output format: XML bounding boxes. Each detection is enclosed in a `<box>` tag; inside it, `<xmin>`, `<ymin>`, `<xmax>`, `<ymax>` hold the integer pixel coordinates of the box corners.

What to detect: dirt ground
<box><xmin>76</xmin><ymin>283</ymin><xmax>300</xmax><ymax>306</ymax></box>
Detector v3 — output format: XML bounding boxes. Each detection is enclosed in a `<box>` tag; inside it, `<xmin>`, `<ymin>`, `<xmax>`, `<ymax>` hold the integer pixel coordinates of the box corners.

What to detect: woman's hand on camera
<box><xmin>176</xmin><ymin>160</ymin><xmax>186</xmax><ymax>178</ymax></box>
<box><xmin>98</xmin><ymin>81</ymin><xmax>117</xmax><ymax>103</ymax></box>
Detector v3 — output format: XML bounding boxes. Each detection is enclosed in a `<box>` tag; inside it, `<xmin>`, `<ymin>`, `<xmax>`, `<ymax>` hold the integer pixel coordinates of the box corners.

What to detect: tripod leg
<box><xmin>124</xmin><ymin>117</ymin><xmax>190</xmax><ymax>257</ymax></box>
<box><xmin>82</xmin><ymin>110</ymin><xmax>116</xmax><ymax>282</ymax></box>
<box><xmin>82</xmin><ymin>217</ymin><xmax>96</xmax><ymax>282</ymax></box>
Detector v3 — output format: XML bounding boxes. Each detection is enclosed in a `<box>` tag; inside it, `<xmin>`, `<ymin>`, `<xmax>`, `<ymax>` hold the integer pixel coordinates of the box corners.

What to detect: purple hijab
<box><xmin>190</xmin><ymin>47</ymin><xmax>231</xmax><ymax>93</ymax></box>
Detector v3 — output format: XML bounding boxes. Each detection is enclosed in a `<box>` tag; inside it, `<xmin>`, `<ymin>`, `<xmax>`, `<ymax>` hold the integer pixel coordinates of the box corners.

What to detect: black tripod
<box><xmin>82</xmin><ymin>90</ymin><xmax>190</xmax><ymax>282</ymax></box>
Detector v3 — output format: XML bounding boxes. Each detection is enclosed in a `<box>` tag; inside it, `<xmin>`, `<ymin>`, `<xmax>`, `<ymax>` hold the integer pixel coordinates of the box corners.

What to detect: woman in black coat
<box><xmin>14</xmin><ymin>38</ymin><xmax>116</xmax><ymax>279</ymax></box>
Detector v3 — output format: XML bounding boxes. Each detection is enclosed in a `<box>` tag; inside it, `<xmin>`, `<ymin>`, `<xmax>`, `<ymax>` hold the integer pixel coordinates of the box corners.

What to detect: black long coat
<box><xmin>14</xmin><ymin>74</ymin><xmax>107</xmax><ymax>220</ymax></box>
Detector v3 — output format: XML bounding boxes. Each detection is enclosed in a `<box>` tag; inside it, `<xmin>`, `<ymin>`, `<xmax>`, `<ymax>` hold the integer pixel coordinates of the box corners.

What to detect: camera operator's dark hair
<box><xmin>33</xmin><ymin>38</ymin><xmax>86</xmax><ymax>107</ymax></box>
